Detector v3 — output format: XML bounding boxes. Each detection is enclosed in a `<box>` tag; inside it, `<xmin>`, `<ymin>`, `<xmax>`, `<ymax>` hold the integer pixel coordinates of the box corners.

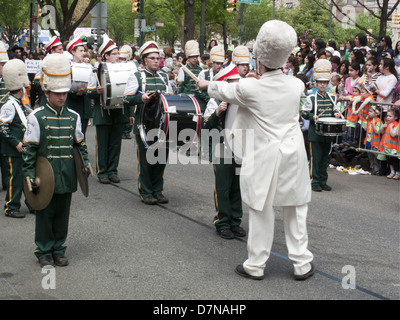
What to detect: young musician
<box><xmin>177</xmin><ymin>40</ymin><xmax>202</xmax><ymax>95</ymax></box>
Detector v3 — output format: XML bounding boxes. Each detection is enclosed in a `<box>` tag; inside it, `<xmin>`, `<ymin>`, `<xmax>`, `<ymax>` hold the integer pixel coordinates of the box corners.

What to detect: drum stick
<box><xmin>178</xmin><ymin>63</ymin><xmax>199</xmax><ymax>82</ymax></box>
<box><xmin>95</xmin><ymin>72</ymin><xmax>101</xmax><ymax>87</ymax></box>
<box><xmin>88</xmin><ymin>163</ymin><xmax>94</xmax><ymax>177</ymax></box>
<box><xmin>26</xmin><ymin>177</ymin><xmax>32</xmax><ymax>192</ymax></box>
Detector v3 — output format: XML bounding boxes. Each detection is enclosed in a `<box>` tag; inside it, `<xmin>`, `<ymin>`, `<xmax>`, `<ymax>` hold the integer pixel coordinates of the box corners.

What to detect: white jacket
<box><xmin>208</xmin><ymin>70</ymin><xmax>311</xmax><ymax>210</ymax></box>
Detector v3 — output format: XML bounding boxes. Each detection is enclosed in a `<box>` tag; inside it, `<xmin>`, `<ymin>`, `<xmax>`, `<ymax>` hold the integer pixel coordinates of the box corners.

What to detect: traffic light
<box><xmin>226</xmin><ymin>0</ymin><xmax>237</xmax><ymax>13</ymax></box>
<box><xmin>392</xmin><ymin>12</ymin><xmax>400</xmax><ymax>24</ymax></box>
<box><xmin>131</xmin><ymin>0</ymin><xmax>141</xmax><ymax>13</ymax></box>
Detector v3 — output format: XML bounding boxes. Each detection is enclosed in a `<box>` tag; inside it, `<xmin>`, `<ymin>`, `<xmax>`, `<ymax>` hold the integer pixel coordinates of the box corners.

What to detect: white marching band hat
<box><xmin>185</xmin><ymin>40</ymin><xmax>200</xmax><ymax>57</ymax></box>
<box><xmin>210</xmin><ymin>45</ymin><xmax>225</xmax><ymax>63</ymax></box>
<box><xmin>313</xmin><ymin>59</ymin><xmax>332</xmax><ymax>81</ymax></box>
<box><xmin>66</xmin><ymin>37</ymin><xmax>85</xmax><ymax>54</ymax></box>
<box><xmin>120</xmin><ymin>45</ymin><xmax>133</xmax><ymax>60</ymax></box>
<box><xmin>0</xmin><ymin>41</ymin><xmax>9</xmax><ymax>63</ymax></box>
<box><xmin>213</xmin><ymin>63</ymin><xmax>241</xmax><ymax>81</ymax></box>
<box><xmin>232</xmin><ymin>46</ymin><xmax>250</xmax><ymax>65</ymax></box>
<box><xmin>44</xmin><ymin>36</ymin><xmax>62</xmax><ymax>52</ymax></box>
<box><xmin>40</xmin><ymin>53</ymin><xmax>72</xmax><ymax>93</ymax></box>
<box><xmin>98</xmin><ymin>34</ymin><xmax>118</xmax><ymax>57</ymax></box>
<box><xmin>253</xmin><ymin>20</ymin><xmax>297</xmax><ymax>69</ymax></box>
<box><xmin>139</xmin><ymin>41</ymin><xmax>159</xmax><ymax>57</ymax></box>
<box><xmin>2</xmin><ymin>59</ymin><xmax>30</xmax><ymax>91</ymax></box>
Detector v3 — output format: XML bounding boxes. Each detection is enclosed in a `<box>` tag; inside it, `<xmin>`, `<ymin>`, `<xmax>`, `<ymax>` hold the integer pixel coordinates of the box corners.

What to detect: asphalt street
<box><xmin>0</xmin><ymin>124</ymin><xmax>399</xmax><ymax>303</ymax></box>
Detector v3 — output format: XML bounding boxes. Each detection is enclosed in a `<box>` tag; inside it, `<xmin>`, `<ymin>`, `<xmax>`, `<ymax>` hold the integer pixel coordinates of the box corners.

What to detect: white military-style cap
<box><xmin>210</xmin><ymin>45</ymin><xmax>225</xmax><ymax>63</ymax></box>
<box><xmin>98</xmin><ymin>34</ymin><xmax>118</xmax><ymax>57</ymax></box>
<box><xmin>232</xmin><ymin>46</ymin><xmax>250</xmax><ymax>65</ymax></box>
<box><xmin>44</xmin><ymin>36</ymin><xmax>63</xmax><ymax>52</ymax></box>
<box><xmin>313</xmin><ymin>59</ymin><xmax>332</xmax><ymax>81</ymax></box>
<box><xmin>119</xmin><ymin>45</ymin><xmax>133</xmax><ymax>60</ymax></box>
<box><xmin>66</xmin><ymin>37</ymin><xmax>85</xmax><ymax>54</ymax></box>
<box><xmin>0</xmin><ymin>41</ymin><xmax>9</xmax><ymax>63</ymax></box>
<box><xmin>139</xmin><ymin>41</ymin><xmax>159</xmax><ymax>57</ymax></box>
<box><xmin>185</xmin><ymin>40</ymin><xmax>200</xmax><ymax>57</ymax></box>
<box><xmin>253</xmin><ymin>20</ymin><xmax>297</xmax><ymax>69</ymax></box>
<box><xmin>2</xmin><ymin>59</ymin><xmax>30</xmax><ymax>91</ymax></box>
<box><xmin>40</xmin><ymin>53</ymin><xmax>72</xmax><ymax>92</ymax></box>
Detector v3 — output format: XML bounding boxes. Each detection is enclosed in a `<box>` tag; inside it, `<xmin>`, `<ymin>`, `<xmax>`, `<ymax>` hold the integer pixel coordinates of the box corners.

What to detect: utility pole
<box><xmin>239</xmin><ymin>3</ymin><xmax>245</xmax><ymax>44</ymax></box>
<box><xmin>139</xmin><ymin>0</ymin><xmax>145</xmax><ymax>47</ymax></box>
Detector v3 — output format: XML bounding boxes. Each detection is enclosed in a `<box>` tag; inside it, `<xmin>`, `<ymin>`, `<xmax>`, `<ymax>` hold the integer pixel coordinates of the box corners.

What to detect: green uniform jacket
<box><xmin>65</xmin><ymin>91</ymin><xmax>92</xmax><ymax>121</ymax></box>
<box><xmin>302</xmin><ymin>92</ymin><xmax>338</xmax><ymax>143</ymax></box>
<box><xmin>0</xmin><ymin>79</ymin><xmax>8</xmax><ymax>108</ymax></box>
<box><xmin>0</xmin><ymin>96</ymin><xmax>29</xmax><ymax>157</ymax></box>
<box><xmin>123</xmin><ymin>69</ymin><xmax>169</xmax><ymax>136</ymax></box>
<box><xmin>177</xmin><ymin>64</ymin><xmax>202</xmax><ymax>95</ymax></box>
<box><xmin>23</xmin><ymin>103</ymin><xmax>89</xmax><ymax>194</ymax></box>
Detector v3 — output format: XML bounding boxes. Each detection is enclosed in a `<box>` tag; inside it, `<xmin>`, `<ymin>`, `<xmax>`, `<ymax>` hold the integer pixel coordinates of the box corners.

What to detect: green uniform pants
<box><xmin>95</xmin><ymin>124</ymin><xmax>123</xmax><ymax>179</ymax></box>
<box><xmin>309</xmin><ymin>141</ymin><xmax>331</xmax><ymax>186</ymax></box>
<box><xmin>34</xmin><ymin>193</ymin><xmax>72</xmax><ymax>259</ymax></box>
<box><xmin>135</xmin><ymin>135</ymin><xmax>168</xmax><ymax>200</ymax></box>
<box><xmin>212</xmin><ymin>158</ymin><xmax>243</xmax><ymax>231</ymax></box>
<box><xmin>2</xmin><ymin>155</ymin><xmax>24</xmax><ymax>215</ymax></box>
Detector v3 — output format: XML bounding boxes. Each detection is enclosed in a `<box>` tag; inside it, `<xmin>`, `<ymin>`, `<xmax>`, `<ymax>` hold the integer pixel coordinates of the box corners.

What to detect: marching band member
<box><xmin>65</xmin><ymin>37</ymin><xmax>91</xmax><ymax>134</ymax></box>
<box><xmin>0</xmin><ymin>59</ymin><xmax>31</xmax><ymax>218</ymax></box>
<box><xmin>23</xmin><ymin>53</ymin><xmax>91</xmax><ymax>267</ymax></box>
<box><xmin>198</xmin><ymin>20</ymin><xmax>314</xmax><ymax>281</ymax></box>
<box><xmin>232</xmin><ymin>45</ymin><xmax>250</xmax><ymax>78</ymax></box>
<box><xmin>86</xmin><ymin>35</ymin><xmax>134</xmax><ymax>184</ymax></box>
<box><xmin>202</xmin><ymin>64</ymin><xmax>245</xmax><ymax>239</ymax></box>
<box><xmin>123</xmin><ymin>41</ymin><xmax>170</xmax><ymax>205</ymax></box>
<box><xmin>177</xmin><ymin>40</ymin><xmax>202</xmax><ymax>95</ymax></box>
<box><xmin>195</xmin><ymin>45</ymin><xmax>225</xmax><ymax>113</ymax></box>
<box><xmin>301</xmin><ymin>59</ymin><xmax>340</xmax><ymax>192</ymax></box>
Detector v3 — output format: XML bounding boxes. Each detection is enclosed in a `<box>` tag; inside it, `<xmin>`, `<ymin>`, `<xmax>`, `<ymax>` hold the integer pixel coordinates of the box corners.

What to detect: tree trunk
<box><xmin>183</xmin><ymin>0</ymin><xmax>195</xmax><ymax>46</ymax></box>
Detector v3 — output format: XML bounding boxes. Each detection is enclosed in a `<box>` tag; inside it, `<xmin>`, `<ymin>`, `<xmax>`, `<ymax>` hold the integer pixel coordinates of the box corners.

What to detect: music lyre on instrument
<box><xmin>178</xmin><ymin>63</ymin><xmax>199</xmax><ymax>82</ymax></box>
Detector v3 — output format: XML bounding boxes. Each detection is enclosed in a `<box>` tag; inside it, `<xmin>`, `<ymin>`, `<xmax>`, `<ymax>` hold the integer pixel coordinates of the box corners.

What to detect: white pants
<box><xmin>243</xmin><ymin>203</ymin><xmax>314</xmax><ymax>277</ymax></box>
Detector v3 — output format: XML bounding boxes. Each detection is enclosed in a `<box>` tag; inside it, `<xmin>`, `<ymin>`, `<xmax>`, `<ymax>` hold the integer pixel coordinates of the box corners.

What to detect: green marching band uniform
<box><xmin>123</xmin><ymin>41</ymin><xmax>171</xmax><ymax>204</ymax></box>
<box><xmin>302</xmin><ymin>91</ymin><xmax>338</xmax><ymax>187</ymax></box>
<box><xmin>202</xmin><ymin>64</ymin><xmax>245</xmax><ymax>239</ymax></box>
<box><xmin>177</xmin><ymin>40</ymin><xmax>202</xmax><ymax>96</ymax></box>
<box><xmin>0</xmin><ymin>74</ymin><xmax>9</xmax><ymax>190</ymax></box>
<box><xmin>86</xmin><ymin>35</ymin><xmax>133</xmax><ymax>184</ymax></box>
<box><xmin>23</xmin><ymin>53</ymin><xmax>90</xmax><ymax>266</ymax></box>
<box><xmin>0</xmin><ymin>59</ymin><xmax>32</xmax><ymax>218</ymax></box>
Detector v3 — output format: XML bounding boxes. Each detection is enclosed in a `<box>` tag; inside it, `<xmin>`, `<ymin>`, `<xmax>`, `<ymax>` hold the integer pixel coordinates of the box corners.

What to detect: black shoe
<box><xmin>154</xmin><ymin>194</ymin><xmax>168</xmax><ymax>204</ymax></box>
<box><xmin>5</xmin><ymin>211</ymin><xmax>25</xmax><ymax>218</ymax></box>
<box><xmin>53</xmin><ymin>253</ymin><xmax>69</xmax><ymax>267</ymax></box>
<box><xmin>109</xmin><ymin>176</ymin><xmax>120</xmax><ymax>183</ymax></box>
<box><xmin>99</xmin><ymin>177</ymin><xmax>110</xmax><ymax>184</ymax></box>
<box><xmin>320</xmin><ymin>184</ymin><xmax>332</xmax><ymax>191</ymax></box>
<box><xmin>216</xmin><ymin>228</ymin><xmax>235</xmax><ymax>239</ymax></box>
<box><xmin>142</xmin><ymin>196</ymin><xmax>158</xmax><ymax>205</ymax></box>
<box><xmin>39</xmin><ymin>255</ymin><xmax>54</xmax><ymax>267</ymax></box>
<box><xmin>234</xmin><ymin>264</ymin><xmax>264</xmax><ymax>280</ymax></box>
<box><xmin>294</xmin><ymin>263</ymin><xmax>315</xmax><ymax>281</ymax></box>
<box><xmin>312</xmin><ymin>185</ymin><xmax>322</xmax><ymax>192</ymax></box>
<box><xmin>231</xmin><ymin>226</ymin><xmax>246</xmax><ymax>237</ymax></box>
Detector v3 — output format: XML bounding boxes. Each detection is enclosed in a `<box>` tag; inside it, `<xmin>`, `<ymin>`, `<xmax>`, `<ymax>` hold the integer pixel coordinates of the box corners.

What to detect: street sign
<box><xmin>141</xmin><ymin>26</ymin><xmax>155</xmax><ymax>32</ymax></box>
<box><xmin>238</xmin><ymin>0</ymin><xmax>261</xmax><ymax>4</ymax></box>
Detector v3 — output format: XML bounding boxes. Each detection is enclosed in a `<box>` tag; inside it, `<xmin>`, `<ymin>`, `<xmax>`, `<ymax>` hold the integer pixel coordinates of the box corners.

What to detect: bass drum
<box><xmin>97</xmin><ymin>61</ymin><xmax>137</xmax><ymax>109</ymax></box>
<box><xmin>139</xmin><ymin>93</ymin><xmax>202</xmax><ymax>149</ymax></box>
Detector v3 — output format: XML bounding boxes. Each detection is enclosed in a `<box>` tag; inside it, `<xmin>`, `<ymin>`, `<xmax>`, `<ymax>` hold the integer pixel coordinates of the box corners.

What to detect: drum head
<box><xmin>140</xmin><ymin>95</ymin><xmax>167</xmax><ymax>148</ymax></box>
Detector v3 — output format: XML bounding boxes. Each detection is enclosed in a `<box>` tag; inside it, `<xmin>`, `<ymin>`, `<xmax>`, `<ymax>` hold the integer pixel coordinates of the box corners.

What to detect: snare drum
<box><xmin>70</xmin><ymin>62</ymin><xmax>92</xmax><ymax>93</ymax></box>
<box><xmin>139</xmin><ymin>94</ymin><xmax>202</xmax><ymax>149</ymax></box>
<box><xmin>315</xmin><ymin>117</ymin><xmax>346</xmax><ymax>136</ymax></box>
<box><xmin>97</xmin><ymin>62</ymin><xmax>137</xmax><ymax>109</ymax></box>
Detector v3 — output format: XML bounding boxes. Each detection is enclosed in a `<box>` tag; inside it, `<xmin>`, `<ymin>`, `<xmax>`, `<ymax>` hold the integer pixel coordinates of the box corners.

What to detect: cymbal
<box><xmin>24</xmin><ymin>156</ymin><xmax>55</xmax><ymax>211</ymax></box>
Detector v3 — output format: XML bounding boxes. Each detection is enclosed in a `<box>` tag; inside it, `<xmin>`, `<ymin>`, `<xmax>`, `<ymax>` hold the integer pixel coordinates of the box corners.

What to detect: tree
<box><xmin>311</xmin><ymin>0</ymin><xmax>400</xmax><ymax>40</ymax></box>
<box><xmin>0</xmin><ymin>0</ymin><xmax>31</xmax><ymax>47</ymax></box>
<box><xmin>107</xmin><ymin>0</ymin><xmax>136</xmax><ymax>46</ymax></box>
<box><xmin>37</xmin><ymin>0</ymin><xmax>101</xmax><ymax>42</ymax></box>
